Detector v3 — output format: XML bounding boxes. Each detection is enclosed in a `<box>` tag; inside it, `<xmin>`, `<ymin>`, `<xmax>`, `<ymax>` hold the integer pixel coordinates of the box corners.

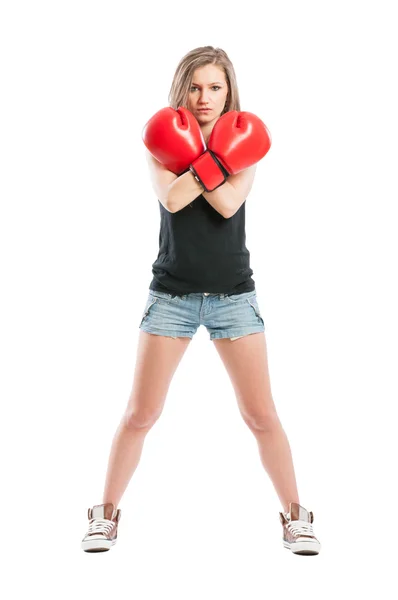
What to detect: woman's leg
<box><xmin>102</xmin><ymin>331</ymin><xmax>191</xmax><ymax>508</ymax></box>
<box><xmin>212</xmin><ymin>333</ymin><xmax>300</xmax><ymax>514</ymax></box>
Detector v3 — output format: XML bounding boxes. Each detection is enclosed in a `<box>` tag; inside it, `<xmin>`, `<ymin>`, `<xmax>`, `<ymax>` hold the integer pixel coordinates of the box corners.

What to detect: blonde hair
<box><xmin>168</xmin><ymin>46</ymin><xmax>240</xmax><ymax>115</ymax></box>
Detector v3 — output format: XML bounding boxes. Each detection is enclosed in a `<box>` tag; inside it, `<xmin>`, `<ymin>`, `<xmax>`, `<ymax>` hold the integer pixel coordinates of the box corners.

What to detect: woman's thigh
<box><xmin>212</xmin><ymin>332</ymin><xmax>277</xmax><ymax>429</ymax></box>
<box><xmin>124</xmin><ymin>330</ymin><xmax>191</xmax><ymax>426</ymax></box>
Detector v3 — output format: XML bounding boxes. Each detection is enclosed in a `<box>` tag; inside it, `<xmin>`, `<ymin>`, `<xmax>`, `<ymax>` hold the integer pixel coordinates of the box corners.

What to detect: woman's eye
<box><xmin>190</xmin><ymin>86</ymin><xmax>221</xmax><ymax>92</ymax></box>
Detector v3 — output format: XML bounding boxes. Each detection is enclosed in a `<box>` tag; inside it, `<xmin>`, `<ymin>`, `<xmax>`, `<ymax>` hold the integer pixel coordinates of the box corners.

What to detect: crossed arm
<box><xmin>146</xmin><ymin>149</ymin><xmax>257</xmax><ymax>219</ymax></box>
<box><xmin>201</xmin><ymin>164</ymin><xmax>257</xmax><ymax>218</ymax></box>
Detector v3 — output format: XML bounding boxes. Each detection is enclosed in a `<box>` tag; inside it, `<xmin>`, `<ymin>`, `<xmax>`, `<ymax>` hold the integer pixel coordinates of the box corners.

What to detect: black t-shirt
<box><xmin>149</xmin><ymin>193</ymin><xmax>256</xmax><ymax>295</ymax></box>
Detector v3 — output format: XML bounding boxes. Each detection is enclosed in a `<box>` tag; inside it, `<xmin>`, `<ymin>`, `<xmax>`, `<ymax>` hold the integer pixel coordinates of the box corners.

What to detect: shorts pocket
<box><xmin>225</xmin><ymin>290</ymin><xmax>257</xmax><ymax>303</ymax></box>
<box><xmin>247</xmin><ymin>296</ymin><xmax>265</xmax><ymax>325</ymax></box>
<box><xmin>139</xmin><ymin>297</ymin><xmax>157</xmax><ymax>327</ymax></box>
<box><xmin>148</xmin><ymin>290</ymin><xmax>181</xmax><ymax>304</ymax></box>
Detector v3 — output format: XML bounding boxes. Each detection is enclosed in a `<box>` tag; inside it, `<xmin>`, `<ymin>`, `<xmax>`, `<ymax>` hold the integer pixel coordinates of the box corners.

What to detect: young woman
<box><xmin>81</xmin><ymin>46</ymin><xmax>321</xmax><ymax>556</ymax></box>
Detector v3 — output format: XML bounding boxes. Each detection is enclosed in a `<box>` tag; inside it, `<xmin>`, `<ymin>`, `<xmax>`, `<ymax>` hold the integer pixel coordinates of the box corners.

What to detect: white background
<box><xmin>1</xmin><ymin>0</ymin><xmax>397</xmax><ymax>597</ymax></box>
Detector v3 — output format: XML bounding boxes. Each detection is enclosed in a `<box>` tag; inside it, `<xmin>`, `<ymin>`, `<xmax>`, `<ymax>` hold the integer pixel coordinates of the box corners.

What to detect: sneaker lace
<box><xmin>87</xmin><ymin>518</ymin><xmax>114</xmax><ymax>535</ymax></box>
<box><xmin>286</xmin><ymin>518</ymin><xmax>314</xmax><ymax>537</ymax></box>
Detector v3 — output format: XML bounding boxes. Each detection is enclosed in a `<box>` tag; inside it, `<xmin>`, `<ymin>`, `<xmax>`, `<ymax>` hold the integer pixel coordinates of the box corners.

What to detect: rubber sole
<box><xmin>81</xmin><ymin>538</ymin><xmax>117</xmax><ymax>552</ymax></box>
<box><xmin>283</xmin><ymin>539</ymin><xmax>320</xmax><ymax>555</ymax></box>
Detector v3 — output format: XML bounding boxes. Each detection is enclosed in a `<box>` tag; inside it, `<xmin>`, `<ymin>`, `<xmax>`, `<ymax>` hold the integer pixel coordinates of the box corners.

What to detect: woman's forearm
<box><xmin>167</xmin><ymin>171</ymin><xmax>204</xmax><ymax>212</ymax></box>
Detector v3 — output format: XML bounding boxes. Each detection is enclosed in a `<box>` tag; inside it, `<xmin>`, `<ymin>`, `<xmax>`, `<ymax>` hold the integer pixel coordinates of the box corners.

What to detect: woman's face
<box><xmin>187</xmin><ymin>64</ymin><xmax>228</xmax><ymax>125</ymax></box>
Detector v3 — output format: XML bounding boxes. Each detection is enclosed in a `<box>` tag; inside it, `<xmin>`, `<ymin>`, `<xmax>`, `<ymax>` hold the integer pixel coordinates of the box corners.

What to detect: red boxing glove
<box><xmin>142</xmin><ymin>107</ymin><xmax>206</xmax><ymax>174</ymax></box>
<box><xmin>189</xmin><ymin>111</ymin><xmax>272</xmax><ymax>192</ymax></box>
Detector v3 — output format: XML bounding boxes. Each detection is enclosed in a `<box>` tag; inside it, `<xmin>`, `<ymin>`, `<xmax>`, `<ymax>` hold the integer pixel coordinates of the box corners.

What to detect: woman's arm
<box><xmin>167</xmin><ymin>163</ymin><xmax>257</xmax><ymax>217</ymax></box>
<box><xmin>203</xmin><ymin>165</ymin><xmax>257</xmax><ymax>218</ymax></box>
<box><xmin>167</xmin><ymin>171</ymin><xmax>204</xmax><ymax>212</ymax></box>
<box><xmin>145</xmin><ymin>149</ymin><xmax>256</xmax><ymax>217</ymax></box>
<box><xmin>145</xmin><ymin>149</ymin><xmax>203</xmax><ymax>212</ymax></box>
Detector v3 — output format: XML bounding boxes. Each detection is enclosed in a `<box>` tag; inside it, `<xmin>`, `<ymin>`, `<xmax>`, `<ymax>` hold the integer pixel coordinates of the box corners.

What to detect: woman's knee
<box><xmin>241</xmin><ymin>409</ymin><xmax>280</xmax><ymax>433</ymax></box>
<box><xmin>122</xmin><ymin>409</ymin><xmax>162</xmax><ymax>431</ymax></box>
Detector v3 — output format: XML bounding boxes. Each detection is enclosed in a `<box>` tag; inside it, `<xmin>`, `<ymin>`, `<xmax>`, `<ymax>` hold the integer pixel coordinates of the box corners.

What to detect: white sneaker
<box><xmin>81</xmin><ymin>503</ymin><xmax>121</xmax><ymax>552</ymax></box>
<box><xmin>279</xmin><ymin>502</ymin><xmax>321</xmax><ymax>555</ymax></box>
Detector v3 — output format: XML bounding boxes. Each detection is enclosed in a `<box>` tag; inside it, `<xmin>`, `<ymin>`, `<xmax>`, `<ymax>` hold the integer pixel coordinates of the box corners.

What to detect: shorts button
<box><xmin>204</xmin><ymin>292</ymin><xmax>209</xmax><ymax>296</ymax></box>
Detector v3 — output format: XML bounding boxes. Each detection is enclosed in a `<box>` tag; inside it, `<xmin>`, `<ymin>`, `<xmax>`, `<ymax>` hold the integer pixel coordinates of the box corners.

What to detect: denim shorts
<box><xmin>138</xmin><ymin>289</ymin><xmax>265</xmax><ymax>341</ymax></box>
